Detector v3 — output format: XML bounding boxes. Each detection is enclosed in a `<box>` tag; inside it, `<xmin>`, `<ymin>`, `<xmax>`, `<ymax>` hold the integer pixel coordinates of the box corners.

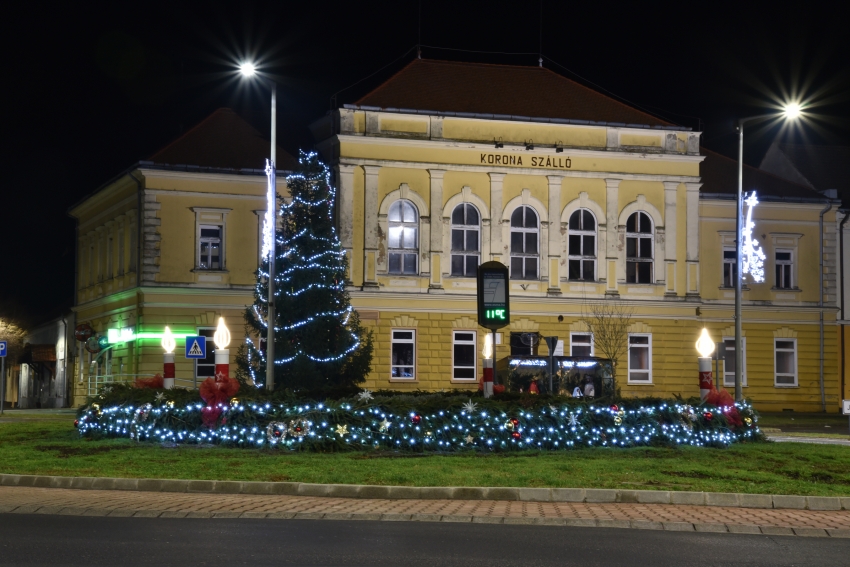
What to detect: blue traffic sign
<box><xmin>0</xmin><ymin>341</ymin><xmax>6</xmax><ymax>357</ymax></box>
<box><xmin>185</xmin><ymin>336</ymin><xmax>206</xmax><ymax>359</ymax></box>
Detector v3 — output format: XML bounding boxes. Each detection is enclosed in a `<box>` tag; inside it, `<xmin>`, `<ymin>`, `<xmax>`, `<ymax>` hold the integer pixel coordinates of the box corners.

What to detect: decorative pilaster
<box><xmin>605</xmin><ymin>178</ymin><xmax>620</xmax><ymax>294</ymax></box>
<box><xmin>336</xmin><ymin>164</ymin><xmax>356</xmax><ymax>283</ymax></box>
<box><xmin>428</xmin><ymin>169</ymin><xmax>446</xmax><ymax>292</ymax></box>
<box><xmin>685</xmin><ymin>182</ymin><xmax>702</xmax><ymax>296</ymax></box>
<box><xmin>663</xmin><ymin>181</ymin><xmax>678</xmax><ymax>295</ymax></box>
<box><xmin>547</xmin><ymin>175</ymin><xmax>563</xmax><ymax>294</ymax></box>
<box><xmin>362</xmin><ymin>165</ymin><xmax>381</xmax><ymax>288</ymax></box>
<box><xmin>488</xmin><ymin>173</ymin><xmax>505</xmax><ymax>262</ymax></box>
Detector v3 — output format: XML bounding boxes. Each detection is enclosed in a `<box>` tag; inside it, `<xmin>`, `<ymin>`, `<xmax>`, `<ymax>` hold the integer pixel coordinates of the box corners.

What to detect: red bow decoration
<box><xmin>199</xmin><ymin>375</ymin><xmax>240</xmax><ymax>428</ymax></box>
<box><xmin>704</xmin><ymin>388</ymin><xmax>742</xmax><ymax>427</ymax></box>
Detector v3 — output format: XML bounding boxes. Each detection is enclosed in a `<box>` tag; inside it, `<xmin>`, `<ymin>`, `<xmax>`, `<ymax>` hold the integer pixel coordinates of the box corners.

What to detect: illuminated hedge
<box><xmin>75</xmin><ymin>391</ymin><xmax>762</xmax><ymax>451</ymax></box>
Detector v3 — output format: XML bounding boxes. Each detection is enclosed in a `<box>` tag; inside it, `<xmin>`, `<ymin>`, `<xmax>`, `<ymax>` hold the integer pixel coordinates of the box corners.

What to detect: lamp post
<box><xmin>213</xmin><ymin>317</ymin><xmax>231</xmax><ymax>380</ymax></box>
<box><xmin>482</xmin><ymin>333</ymin><xmax>494</xmax><ymax>399</ymax></box>
<box><xmin>734</xmin><ymin>104</ymin><xmax>801</xmax><ymax>402</ymax></box>
<box><xmin>239</xmin><ymin>62</ymin><xmax>277</xmax><ymax>391</ymax></box>
<box><xmin>161</xmin><ymin>326</ymin><xmax>176</xmax><ymax>389</ymax></box>
<box><xmin>696</xmin><ymin>328</ymin><xmax>715</xmax><ymax>401</ymax></box>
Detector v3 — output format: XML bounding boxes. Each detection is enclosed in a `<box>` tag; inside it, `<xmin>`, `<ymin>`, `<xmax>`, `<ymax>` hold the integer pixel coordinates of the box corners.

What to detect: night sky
<box><xmin>3</xmin><ymin>1</ymin><xmax>848</xmax><ymax>326</ymax></box>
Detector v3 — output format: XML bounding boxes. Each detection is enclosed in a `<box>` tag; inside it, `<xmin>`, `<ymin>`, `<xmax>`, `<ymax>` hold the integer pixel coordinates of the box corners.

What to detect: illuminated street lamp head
<box><xmin>783</xmin><ymin>103</ymin><xmax>802</xmax><ymax>120</ymax></box>
<box><xmin>239</xmin><ymin>62</ymin><xmax>257</xmax><ymax>77</ymax></box>
<box><xmin>214</xmin><ymin>317</ymin><xmax>231</xmax><ymax>350</ymax></box>
<box><xmin>695</xmin><ymin>328</ymin><xmax>715</xmax><ymax>358</ymax></box>
<box><xmin>161</xmin><ymin>326</ymin><xmax>176</xmax><ymax>354</ymax></box>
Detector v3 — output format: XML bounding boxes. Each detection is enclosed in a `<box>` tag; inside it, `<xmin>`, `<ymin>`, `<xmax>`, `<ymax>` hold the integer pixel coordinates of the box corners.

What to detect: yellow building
<box><xmin>70</xmin><ymin>60</ymin><xmax>845</xmax><ymax>412</ymax></box>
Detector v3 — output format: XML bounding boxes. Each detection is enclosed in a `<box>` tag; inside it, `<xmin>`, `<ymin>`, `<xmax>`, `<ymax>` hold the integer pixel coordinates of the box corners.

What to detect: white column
<box><xmin>685</xmin><ymin>182</ymin><xmax>702</xmax><ymax>295</ymax></box>
<box><xmin>663</xmin><ymin>181</ymin><xmax>678</xmax><ymax>295</ymax></box>
<box><xmin>336</xmin><ymin>164</ymin><xmax>356</xmax><ymax>282</ymax></box>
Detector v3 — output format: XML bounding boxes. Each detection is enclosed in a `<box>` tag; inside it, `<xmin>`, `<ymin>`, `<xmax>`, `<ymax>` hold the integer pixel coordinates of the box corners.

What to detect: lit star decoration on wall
<box><xmin>75</xmin><ymin>398</ymin><xmax>761</xmax><ymax>451</ymax></box>
<box><xmin>741</xmin><ymin>192</ymin><xmax>766</xmax><ymax>283</ymax></box>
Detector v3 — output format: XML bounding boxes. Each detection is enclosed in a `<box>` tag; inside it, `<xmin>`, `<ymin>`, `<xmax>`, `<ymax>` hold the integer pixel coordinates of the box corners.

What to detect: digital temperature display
<box><xmin>477</xmin><ymin>262</ymin><xmax>510</xmax><ymax>329</ymax></box>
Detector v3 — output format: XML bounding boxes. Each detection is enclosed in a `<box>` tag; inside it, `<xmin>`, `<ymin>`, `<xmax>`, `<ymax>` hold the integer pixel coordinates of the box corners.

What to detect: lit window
<box><xmin>626</xmin><ymin>212</ymin><xmax>653</xmax><ymax>284</ymax></box>
<box><xmin>570</xmin><ymin>333</ymin><xmax>593</xmax><ymax>357</ymax></box>
<box><xmin>722</xmin><ymin>248</ymin><xmax>737</xmax><ymax>288</ymax></box>
<box><xmin>199</xmin><ymin>225</ymin><xmax>223</xmax><ymax>270</ymax></box>
<box><xmin>450</xmin><ymin>204</ymin><xmax>480</xmax><ymax>277</ymax></box>
<box><xmin>775</xmin><ymin>250</ymin><xmax>793</xmax><ymax>289</ymax></box>
<box><xmin>510</xmin><ymin>206</ymin><xmax>539</xmax><ymax>280</ymax></box>
<box><xmin>388</xmin><ymin>200</ymin><xmax>419</xmax><ymax>275</ymax></box>
<box><xmin>568</xmin><ymin>209</ymin><xmax>596</xmax><ymax>281</ymax></box>
<box><xmin>452</xmin><ymin>331</ymin><xmax>477</xmax><ymax>380</ymax></box>
<box><xmin>774</xmin><ymin>339</ymin><xmax>797</xmax><ymax>386</ymax></box>
<box><xmin>723</xmin><ymin>337</ymin><xmax>747</xmax><ymax>387</ymax></box>
<box><xmin>391</xmin><ymin>330</ymin><xmax>416</xmax><ymax>379</ymax></box>
<box><xmin>628</xmin><ymin>334</ymin><xmax>652</xmax><ymax>382</ymax></box>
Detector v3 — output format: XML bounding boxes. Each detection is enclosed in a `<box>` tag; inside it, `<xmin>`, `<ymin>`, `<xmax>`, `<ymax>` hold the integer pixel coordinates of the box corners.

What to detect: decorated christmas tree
<box><xmin>238</xmin><ymin>151</ymin><xmax>372</xmax><ymax>392</ymax></box>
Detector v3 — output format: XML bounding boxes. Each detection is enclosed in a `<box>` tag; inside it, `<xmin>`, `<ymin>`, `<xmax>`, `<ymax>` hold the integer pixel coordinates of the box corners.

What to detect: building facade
<box><xmin>68</xmin><ymin>60</ymin><xmax>847</xmax><ymax>412</ymax></box>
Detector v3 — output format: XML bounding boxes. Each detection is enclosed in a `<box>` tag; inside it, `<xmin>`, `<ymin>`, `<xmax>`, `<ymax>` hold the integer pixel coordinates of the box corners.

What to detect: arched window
<box><xmin>626</xmin><ymin>211</ymin><xmax>653</xmax><ymax>283</ymax></box>
<box><xmin>568</xmin><ymin>209</ymin><xmax>596</xmax><ymax>281</ymax></box>
<box><xmin>510</xmin><ymin>206</ymin><xmax>538</xmax><ymax>280</ymax></box>
<box><xmin>388</xmin><ymin>199</ymin><xmax>418</xmax><ymax>275</ymax></box>
<box><xmin>450</xmin><ymin>203</ymin><xmax>480</xmax><ymax>277</ymax></box>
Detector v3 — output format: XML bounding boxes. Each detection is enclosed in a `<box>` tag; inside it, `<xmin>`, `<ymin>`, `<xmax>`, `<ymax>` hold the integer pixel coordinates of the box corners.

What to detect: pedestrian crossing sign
<box><xmin>185</xmin><ymin>336</ymin><xmax>206</xmax><ymax>359</ymax></box>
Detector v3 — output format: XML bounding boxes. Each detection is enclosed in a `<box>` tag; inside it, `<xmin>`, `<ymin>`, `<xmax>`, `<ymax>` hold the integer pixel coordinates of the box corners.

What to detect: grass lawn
<box><xmin>1</xmin><ymin>414</ymin><xmax>848</xmax><ymax>497</ymax></box>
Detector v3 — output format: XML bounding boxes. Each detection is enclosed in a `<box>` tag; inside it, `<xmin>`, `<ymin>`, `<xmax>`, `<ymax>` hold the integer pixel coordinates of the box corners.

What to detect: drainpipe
<box><xmin>819</xmin><ymin>204</ymin><xmax>832</xmax><ymax>412</ymax></box>
<box><xmin>840</xmin><ymin>211</ymin><xmax>849</xmax><ymax>411</ymax></box>
<box><xmin>128</xmin><ymin>170</ymin><xmax>143</xmax><ymax>379</ymax></box>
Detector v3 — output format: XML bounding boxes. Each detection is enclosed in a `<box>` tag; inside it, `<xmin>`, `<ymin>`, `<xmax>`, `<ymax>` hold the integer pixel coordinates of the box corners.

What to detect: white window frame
<box><xmin>774</xmin><ymin>338</ymin><xmax>798</xmax><ymax>387</ymax></box>
<box><xmin>567</xmin><ymin>208</ymin><xmax>597</xmax><ymax>281</ymax></box>
<box><xmin>570</xmin><ymin>332</ymin><xmax>594</xmax><ymax>357</ymax></box>
<box><xmin>626</xmin><ymin>212</ymin><xmax>654</xmax><ymax>284</ymax></box>
<box><xmin>509</xmin><ymin>205</ymin><xmax>539</xmax><ymax>280</ymax></box>
<box><xmin>722</xmin><ymin>247</ymin><xmax>736</xmax><ymax>288</ymax></box>
<box><xmin>451</xmin><ymin>330</ymin><xmax>477</xmax><ymax>381</ymax></box>
<box><xmin>198</xmin><ymin>225</ymin><xmax>224</xmax><ymax>270</ymax></box>
<box><xmin>627</xmin><ymin>333</ymin><xmax>652</xmax><ymax>384</ymax></box>
<box><xmin>192</xmin><ymin>207</ymin><xmax>231</xmax><ymax>271</ymax></box>
<box><xmin>775</xmin><ymin>249</ymin><xmax>794</xmax><ymax>289</ymax></box>
<box><xmin>450</xmin><ymin>203</ymin><xmax>481</xmax><ymax>277</ymax></box>
<box><xmin>391</xmin><ymin>329</ymin><xmax>416</xmax><ymax>380</ymax></box>
<box><xmin>722</xmin><ymin>336</ymin><xmax>747</xmax><ymax>387</ymax></box>
<box><xmin>388</xmin><ymin>199</ymin><xmax>419</xmax><ymax>275</ymax></box>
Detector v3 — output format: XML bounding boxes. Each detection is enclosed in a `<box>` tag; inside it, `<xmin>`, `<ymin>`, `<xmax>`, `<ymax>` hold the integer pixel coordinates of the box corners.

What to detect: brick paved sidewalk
<box><xmin>1</xmin><ymin>486</ymin><xmax>848</xmax><ymax>538</ymax></box>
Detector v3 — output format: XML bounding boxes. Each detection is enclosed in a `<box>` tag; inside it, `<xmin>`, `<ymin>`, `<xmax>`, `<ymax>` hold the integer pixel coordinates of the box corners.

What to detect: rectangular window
<box><xmin>452</xmin><ymin>331</ymin><xmax>477</xmax><ymax>380</ymax></box>
<box><xmin>199</xmin><ymin>225</ymin><xmax>223</xmax><ymax>270</ymax></box>
<box><xmin>774</xmin><ymin>339</ymin><xmax>797</xmax><ymax>386</ymax></box>
<box><xmin>570</xmin><ymin>333</ymin><xmax>593</xmax><ymax>357</ymax></box>
<box><xmin>195</xmin><ymin>328</ymin><xmax>217</xmax><ymax>380</ymax></box>
<box><xmin>722</xmin><ymin>248</ymin><xmax>737</xmax><ymax>288</ymax></box>
<box><xmin>722</xmin><ymin>337</ymin><xmax>747</xmax><ymax>387</ymax></box>
<box><xmin>775</xmin><ymin>250</ymin><xmax>793</xmax><ymax>289</ymax></box>
<box><xmin>391</xmin><ymin>330</ymin><xmax>416</xmax><ymax>379</ymax></box>
<box><xmin>510</xmin><ymin>332</ymin><xmax>538</xmax><ymax>356</ymax></box>
<box><xmin>628</xmin><ymin>334</ymin><xmax>652</xmax><ymax>383</ymax></box>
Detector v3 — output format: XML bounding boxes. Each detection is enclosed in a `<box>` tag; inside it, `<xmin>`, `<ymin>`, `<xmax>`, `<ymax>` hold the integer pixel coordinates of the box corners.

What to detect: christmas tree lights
<box><xmin>239</xmin><ymin>152</ymin><xmax>373</xmax><ymax>389</ymax></box>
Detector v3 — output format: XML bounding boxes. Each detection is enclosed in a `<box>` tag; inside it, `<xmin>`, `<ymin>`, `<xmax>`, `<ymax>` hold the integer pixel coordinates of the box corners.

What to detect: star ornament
<box><xmin>461</xmin><ymin>400</ymin><xmax>478</xmax><ymax>413</ymax></box>
<box><xmin>568</xmin><ymin>413</ymin><xmax>578</xmax><ymax>427</ymax></box>
<box><xmin>379</xmin><ymin>419</ymin><xmax>391</xmax><ymax>432</ymax></box>
<box><xmin>357</xmin><ymin>389</ymin><xmax>374</xmax><ymax>402</ymax></box>
<box><xmin>464</xmin><ymin>435</ymin><xmax>474</xmax><ymax>444</ymax></box>
<box><xmin>154</xmin><ymin>392</ymin><xmax>165</xmax><ymax>403</ymax></box>
<box><xmin>215</xmin><ymin>370</ymin><xmax>227</xmax><ymax>380</ymax></box>
<box><xmin>335</xmin><ymin>424</ymin><xmax>348</xmax><ymax>437</ymax></box>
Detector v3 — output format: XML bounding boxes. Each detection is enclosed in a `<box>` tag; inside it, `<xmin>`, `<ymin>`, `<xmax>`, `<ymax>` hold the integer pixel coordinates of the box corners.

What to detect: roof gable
<box><xmin>354</xmin><ymin>59</ymin><xmax>673</xmax><ymax>128</ymax></box>
<box><xmin>148</xmin><ymin>108</ymin><xmax>296</xmax><ymax>171</ymax></box>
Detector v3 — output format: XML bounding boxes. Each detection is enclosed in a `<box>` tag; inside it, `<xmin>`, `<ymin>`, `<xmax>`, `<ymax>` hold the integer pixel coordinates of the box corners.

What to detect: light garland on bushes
<box><xmin>77</xmin><ymin>398</ymin><xmax>761</xmax><ymax>451</ymax></box>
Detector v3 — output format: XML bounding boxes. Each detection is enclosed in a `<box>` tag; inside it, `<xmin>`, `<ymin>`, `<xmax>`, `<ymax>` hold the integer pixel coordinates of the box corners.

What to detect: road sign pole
<box><xmin>1</xmin><ymin>357</ymin><xmax>5</xmax><ymax>416</ymax></box>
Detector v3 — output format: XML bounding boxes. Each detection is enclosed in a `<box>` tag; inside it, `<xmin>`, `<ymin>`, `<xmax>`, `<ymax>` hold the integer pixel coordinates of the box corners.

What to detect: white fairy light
<box><xmin>741</xmin><ymin>191</ymin><xmax>766</xmax><ymax>283</ymax></box>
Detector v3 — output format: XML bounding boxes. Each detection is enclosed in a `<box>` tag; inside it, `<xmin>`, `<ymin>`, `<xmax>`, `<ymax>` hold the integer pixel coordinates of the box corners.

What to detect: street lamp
<box><xmin>734</xmin><ymin>103</ymin><xmax>801</xmax><ymax>401</ymax></box>
<box><xmin>239</xmin><ymin>61</ymin><xmax>277</xmax><ymax>391</ymax></box>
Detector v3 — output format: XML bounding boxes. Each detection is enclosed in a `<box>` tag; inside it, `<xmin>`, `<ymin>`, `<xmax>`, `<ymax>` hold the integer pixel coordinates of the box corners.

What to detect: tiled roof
<box><xmin>772</xmin><ymin>143</ymin><xmax>850</xmax><ymax>193</ymax></box>
<box><xmin>354</xmin><ymin>59</ymin><xmax>673</xmax><ymax>128</ymax></box>
<box><xmin>148</xmin><ymin>108</ymin><xmax>297</xmax><ymax>171</ymax></box>
<box><xmin>700</xmin><ymin>148</ymin><xmax>825</xmax><ymax>201</ymax></box>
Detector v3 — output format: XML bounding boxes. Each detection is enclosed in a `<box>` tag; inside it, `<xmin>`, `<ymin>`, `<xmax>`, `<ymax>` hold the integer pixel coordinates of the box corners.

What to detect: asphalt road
<box><xmin>0</xmin><ymin>514</ymin><xmax>847</xmax><ymax>566</ymax></box>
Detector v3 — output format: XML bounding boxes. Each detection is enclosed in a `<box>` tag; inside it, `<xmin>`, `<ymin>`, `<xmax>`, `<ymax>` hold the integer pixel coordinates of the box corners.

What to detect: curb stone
<box><xmin>1</xmin><ymin>473</ymin><xmax>847</xmax><ymax>511</ymax></box>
